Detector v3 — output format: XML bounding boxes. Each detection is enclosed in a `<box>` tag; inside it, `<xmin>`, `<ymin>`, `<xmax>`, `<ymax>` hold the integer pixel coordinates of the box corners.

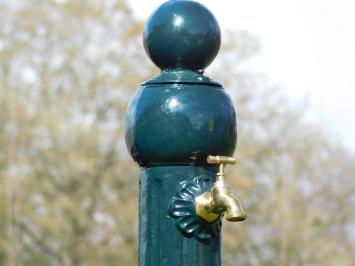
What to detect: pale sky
<box><xmin>130</xmin><ymin>0</ymin><xmax>355</xmax><ymax>149</ymax></box>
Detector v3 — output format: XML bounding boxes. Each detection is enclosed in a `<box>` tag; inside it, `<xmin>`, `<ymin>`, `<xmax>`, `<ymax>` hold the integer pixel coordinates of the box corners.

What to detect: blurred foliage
<box><xmin>0</xmin><ymin>0</ymin><xmax>354</xmax><ymax>266</ymax></box>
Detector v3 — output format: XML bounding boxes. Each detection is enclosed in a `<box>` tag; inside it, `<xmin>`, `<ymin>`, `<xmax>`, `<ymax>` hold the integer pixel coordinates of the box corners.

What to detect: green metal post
<box><xmin>125</xmin><ymin>1</ymin><xmax>239</xmax><ymax>265</ymax></box>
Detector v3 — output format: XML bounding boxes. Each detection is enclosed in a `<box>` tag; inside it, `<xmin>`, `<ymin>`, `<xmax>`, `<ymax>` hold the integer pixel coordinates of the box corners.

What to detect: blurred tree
<box><xmin>0</xmin><ymin>0</ymin><xmax>154</xmax><ymax>265</ymax></box>
<box><xmin>0</xmin><ymin>1</ymin><xmax>354</xmax><ymax>266</ymax></box>
<box><xmin>213</xmin><ymin>32</ymin><xmax>355</xmax><ymax>266</ymax></box>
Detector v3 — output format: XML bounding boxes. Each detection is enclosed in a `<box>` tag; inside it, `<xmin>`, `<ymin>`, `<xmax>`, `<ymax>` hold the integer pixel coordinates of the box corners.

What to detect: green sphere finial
<box><xmin>143</xmin><ymin>0</ymin><xmax>221</xmax><ymax>71</ymax></box>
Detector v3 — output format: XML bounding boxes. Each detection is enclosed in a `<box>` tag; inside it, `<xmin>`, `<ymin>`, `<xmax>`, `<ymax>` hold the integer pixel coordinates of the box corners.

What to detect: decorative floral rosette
<box><xmin>168</xmin><ymin>175</ymin><xmax>222</xmax><ymax>241</ymax></box>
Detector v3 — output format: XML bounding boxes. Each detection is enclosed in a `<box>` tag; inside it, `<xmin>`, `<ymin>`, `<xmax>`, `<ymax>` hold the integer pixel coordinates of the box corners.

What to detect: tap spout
<box><xmin>195</xmin><ymin>185</ymin><xmax>247</xmax><ymax>222</ymax></box>
<box><xmin>212</xmin><ymin>186</ymin><xmax>246</xmax><ymax>222</ymax></box>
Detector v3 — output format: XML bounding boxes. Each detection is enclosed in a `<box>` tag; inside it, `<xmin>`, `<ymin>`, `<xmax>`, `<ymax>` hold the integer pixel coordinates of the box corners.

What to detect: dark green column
<box><xmin>139</xmin><ymin>166</ymin><xmax>221</xmax><ymax>265</ymax></box>
<box><xmin>125</xmin><ymin>1</ymin><xmax>237</xmax><ymax>265</ymax></box>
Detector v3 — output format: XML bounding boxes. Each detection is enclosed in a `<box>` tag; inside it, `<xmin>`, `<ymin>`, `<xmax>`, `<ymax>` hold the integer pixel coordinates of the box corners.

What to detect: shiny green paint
<box><xmin>125</xmin><ymin>81</ymin><xmax>236</xmax><ymax>166</ymax></box>
<box><xmin>143</xmin><ymin>0</ymin><xmax>221</xmax><ymax>71</ymax></box>
<box><xmin>125</xmin><ymin>1</ymin><xmax>237</xmax><ymax>265</ymax></box>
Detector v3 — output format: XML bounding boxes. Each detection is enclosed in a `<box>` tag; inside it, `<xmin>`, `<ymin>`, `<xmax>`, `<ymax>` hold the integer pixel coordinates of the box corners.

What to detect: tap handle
<box><xmin>207</xmin><ymin>155</ymin><xmax>236</xmax><ymax>179</ymax></box>
<box><xmin>207</xmin><ymin>155</ymin><xmax>236</xmax><ymax>165</ymax></box>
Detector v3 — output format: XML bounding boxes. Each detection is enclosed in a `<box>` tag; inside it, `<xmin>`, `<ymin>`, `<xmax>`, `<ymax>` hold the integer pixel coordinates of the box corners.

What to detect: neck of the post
<box><xmin>139</xmin><ymin>165</ymin><xmax>221</xmax><ymax>266</ymax></box>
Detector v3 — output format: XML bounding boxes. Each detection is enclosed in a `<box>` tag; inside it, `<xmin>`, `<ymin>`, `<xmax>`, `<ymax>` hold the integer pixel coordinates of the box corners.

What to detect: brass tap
<box><xmin>195</xmin><ymin>156</ymin><xmax>247</xmax><ymax>222</ymax></box>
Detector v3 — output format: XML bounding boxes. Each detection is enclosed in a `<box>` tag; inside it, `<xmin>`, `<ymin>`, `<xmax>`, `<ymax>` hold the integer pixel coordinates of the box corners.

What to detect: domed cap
<box><xmin>143</xmin><ymin>0</ymin><xmax>221</xmax><ymax>71</ymax></box>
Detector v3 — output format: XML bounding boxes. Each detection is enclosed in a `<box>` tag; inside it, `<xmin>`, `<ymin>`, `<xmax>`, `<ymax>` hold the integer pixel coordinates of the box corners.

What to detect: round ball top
<box><xmin>143</xmin><ymin>0</ymin><xmax>221</xmax><ymax>71</ymax></box>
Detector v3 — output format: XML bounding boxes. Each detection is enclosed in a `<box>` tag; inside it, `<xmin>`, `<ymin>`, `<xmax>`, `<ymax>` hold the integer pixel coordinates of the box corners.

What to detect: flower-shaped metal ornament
<box><xmin>168</xmin><ymin>175</ymin><xmax>222</xmax><ymax>241</ymax></box>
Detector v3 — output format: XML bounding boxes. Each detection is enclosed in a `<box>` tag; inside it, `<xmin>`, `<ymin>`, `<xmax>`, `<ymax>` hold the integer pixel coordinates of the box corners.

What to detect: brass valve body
<box><xmin>195</xmin><ymin>156</ymin><xmax>247</xmax><ymax>222</ymax></box>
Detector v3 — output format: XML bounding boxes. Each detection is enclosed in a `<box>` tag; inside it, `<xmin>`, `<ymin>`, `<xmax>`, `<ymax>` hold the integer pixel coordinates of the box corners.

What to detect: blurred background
<box><xmin>0</xmin><ymin>0</ymin><xmax>354</xmax><ymax>265</ymax></box>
